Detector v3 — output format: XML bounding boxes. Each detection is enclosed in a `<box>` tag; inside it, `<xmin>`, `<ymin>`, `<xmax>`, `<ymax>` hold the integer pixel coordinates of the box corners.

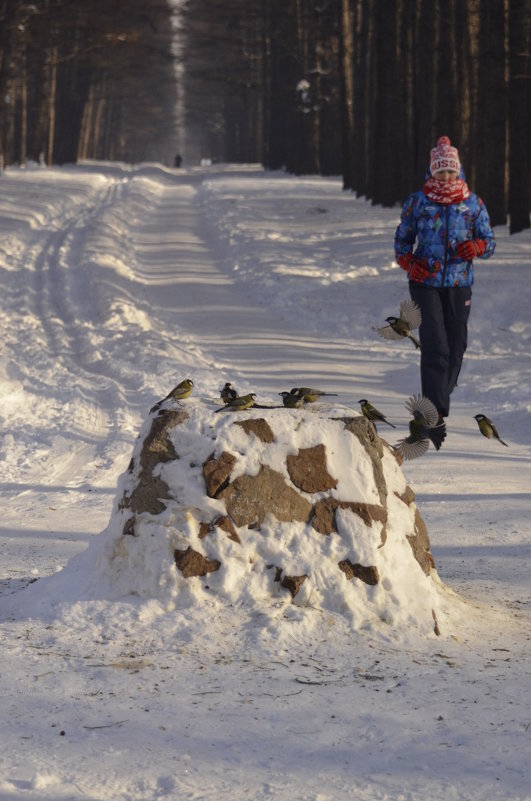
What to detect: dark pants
<box><xmin>409</xmin><ymin>283</ymin><xmax>472</xmax><ymax>417</ymax></box>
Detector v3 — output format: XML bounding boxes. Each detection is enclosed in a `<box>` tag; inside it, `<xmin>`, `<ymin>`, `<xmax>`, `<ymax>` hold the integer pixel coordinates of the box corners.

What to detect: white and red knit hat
<box><xmin>429</xmin><ymin>136</ymin><xmax>461</xmax><ymax>175</ymax></box>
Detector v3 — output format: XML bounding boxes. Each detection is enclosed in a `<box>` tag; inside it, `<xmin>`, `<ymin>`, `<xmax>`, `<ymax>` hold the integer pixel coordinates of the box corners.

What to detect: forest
<box><xmin>0</xmin><ymin>0</ymin><xmax>178</xmax><ymax>165</ymax></box>
<box><xmin>1</xmin><ymin>0</ymin><xmax>530</xmax><ymax>232</ymax></box>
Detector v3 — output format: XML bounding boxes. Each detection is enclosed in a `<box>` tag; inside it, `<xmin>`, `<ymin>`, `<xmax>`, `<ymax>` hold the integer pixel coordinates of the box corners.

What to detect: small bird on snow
<box><xmin>214</xmin><ymin>393</ymin><xmax>256</xmax><ymax>413</ymax></box>
<box><xmin>473</xmin><ymin>414</ymin><xmax>508</xmax><ymax>447</ymax></box>
<box><xmin>279</xmin><ymin>390</ymin><xmax>304</xmax><ymax>408</ymax></box>
<box><xmin>220</xmin><ymin>382</ymin><xmax>239</xmax><ymax>404</ymax></box>
<box><xmin>375</xmin><ymin>298</ymin><xmax>421</xmax><ymax>349</ymax></box>
<box><xmin>291</xmin><ymin>387</ymin><xmax>338</xmax><ymax>404</ymax></box>
<box><xmin>150</xmin><ymin>378</ymin><xmax>194</xmax><ymax>413</ymax></box>
<box><xmin>395</xmin><ymin>394</ymin><xmax>446</xmax><ymax>460</ymax></box>
<box><xmin>358</xmin><ymin>399</ymin><xmax>396</xmax><ymax>428</ymax></box>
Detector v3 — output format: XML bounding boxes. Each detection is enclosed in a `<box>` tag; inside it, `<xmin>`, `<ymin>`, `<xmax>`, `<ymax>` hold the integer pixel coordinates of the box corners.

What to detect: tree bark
<box><xmin>508</xmin><ymin>0</ymin><xmax>530</xmax><ymax>233</ymax></box>
<box><xmin>339</xmin><ymin>0</ymin><xmax>356</xmax><ymax>190</ymax></box>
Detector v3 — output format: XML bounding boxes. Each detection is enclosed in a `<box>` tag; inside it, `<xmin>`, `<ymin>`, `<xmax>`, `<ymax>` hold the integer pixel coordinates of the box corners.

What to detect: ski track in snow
<box><xmin>0</xmin><ymin>162</ymin><xmax>530</xmax><ymax>801</ymax></box>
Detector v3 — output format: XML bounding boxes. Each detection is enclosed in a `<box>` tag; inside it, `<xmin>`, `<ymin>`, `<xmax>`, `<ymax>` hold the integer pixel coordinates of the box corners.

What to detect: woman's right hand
<box><xmin>408</xmin><ymin>259</ymin><xmax>431</xmax><ymax>282</ymax></box>
<box><xmin>397</xmin><ymin>253</ymin><xmax>431</xmax><ymax>281</ymax></box>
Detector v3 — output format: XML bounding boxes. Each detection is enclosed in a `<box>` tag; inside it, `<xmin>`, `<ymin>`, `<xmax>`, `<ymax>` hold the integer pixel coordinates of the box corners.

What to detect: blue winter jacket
<box><xmin>394</xmin><ymin>179</ymin><xmax>496</xmax><ymax>288</ymax></box>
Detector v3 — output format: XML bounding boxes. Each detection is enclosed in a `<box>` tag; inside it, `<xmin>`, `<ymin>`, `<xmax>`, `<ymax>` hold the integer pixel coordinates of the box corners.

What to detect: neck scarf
<box><xmin>423</xmin><ymin>176</ymin><xmax>470</xmax><ymax>205</ymax></box>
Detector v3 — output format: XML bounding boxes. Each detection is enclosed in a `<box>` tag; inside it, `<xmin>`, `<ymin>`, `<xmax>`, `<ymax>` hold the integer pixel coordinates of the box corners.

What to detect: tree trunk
<box><xmin>475</xmin><ymin>0</ymin><xmax>507</xmax><ymax>225</ymax></box>
<box><xmin>508</xmin><ymin>0</ymin><xmax>530</xmax><ymax>233</ymax></box>
<box><xmin>77</xmin><ymin>81</ymin><xmax>95</xmax><ymax>162</ymax></box>
<box><xmin>371</xmin><ymin>0</ymin><xmax>402</xmax><ymax>206</ymax></box>
<box><xmin>47</xmin><ymin>46</ymin><xmax>58</xmax><ymax>165</ymax></box>
<box><xmin>354</xmin><ymin>0</ymin><xmax>373</xmax><ymax>197</ymax></box>
<box><xmin>20</xmin><ymin>70</ymin><xmax>27</xmax><ymax>165</ymax></box>
<box><xmin>413</xmin><ymin>0</ymin><xmax>438</xmax><ymax>179</ymax></box>
<box><xmin>339</xmin><ymin>0</ymin><xmax>356</xmax><ymax>190</ymax></box>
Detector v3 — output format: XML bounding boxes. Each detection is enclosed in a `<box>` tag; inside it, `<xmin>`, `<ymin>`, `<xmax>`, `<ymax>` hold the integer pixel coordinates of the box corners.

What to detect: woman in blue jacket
<box><xmin>394</xmin><ymin>136</ymin><xmax>495</xmax><ymax>422</ymax></box>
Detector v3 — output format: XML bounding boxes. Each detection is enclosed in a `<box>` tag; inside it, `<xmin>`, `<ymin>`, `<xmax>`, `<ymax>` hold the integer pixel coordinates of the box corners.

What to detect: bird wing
<box><xmin>302</xmin><ymin>390</ymin><xmax>338</xmax><ymax>400</ymax></box>
<box><xmin>490</xmin><ymin>422</ymin><xmax>509</xmax><ymax>446</ymax></box>
<box><xmin>238</xmin><ymin>394</ymin><xmax>257</xmax><ymax>408</ymax></box>
<box><xmin>215</xmin><ymin>395</ymin><xmax>254</xmax><ymax>413</ymax></box>
<box><xmin>395</xmin><ymin>437</ymin><xmax>430</xmax><ymax>460</ymax></box>
<box><xmin>374</xmin><ymin>324</ymin><xmax>404</xmax><ymax>341</ymax></box>
<box><xmin>368</xmin><ymin>405</ymin><xmax>385</xmax><ymax>421</ymax></box>
<box><xmin>405</xmin><ymin>394</ymin><xmax>439</xmax><ymax>426</ymax></box>
<box><xmin>231</xmin><ymin>395</ymin><xmax>251</xmax><ymax>408</ymax></box>
<box><xmin>367</xmin><ymin>406</ymin><xmax>395</xmax><ymax>427</ymax></box>
<box><xmin>399</xmin><ymin>298</ymin><xmax>422</xmax><ymax>330</ymax></box>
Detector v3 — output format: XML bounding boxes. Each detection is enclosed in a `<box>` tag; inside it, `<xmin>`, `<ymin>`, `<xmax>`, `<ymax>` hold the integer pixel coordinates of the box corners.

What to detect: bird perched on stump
<box><xmin>214</xmin><ymin>393</ymin><xmax>256</xmax><ymax>413</ymax></box>
<box><xmin>358</xmin><ymin>399</ymin><xmax>396</xmax><ymax>428</ymax></box>
<box><xmin>279</xmin><ymin>390</ymin><xmax>304</xmax><ymax>408</ymax></box>
<box><xmin>474</xmin><ymin>414</ymin><xmax>508</xmax><ymax>447</ymax></box>
<box><xmin>291</xmin><ymin>387</ymin><xmax>338</xmax><ymax>404</ymax></box>
<box><xmin>150</xmin><ymin>378</ymin><xmax>194</xmax><ymax>413</ymax></box>
<box><xmin>220</xmin><ymin>382</ymin><xmax>238</xmax><ymax>404</ymax></box>
<box><xmin>375</xmin><ymin>298</ymin><xmax>421</xmax><ymax>349</ymax></box>
<box><xmin>395</xmin><ymin>394</ymin><xmax>446</xmax><ymax>460</ymax></box>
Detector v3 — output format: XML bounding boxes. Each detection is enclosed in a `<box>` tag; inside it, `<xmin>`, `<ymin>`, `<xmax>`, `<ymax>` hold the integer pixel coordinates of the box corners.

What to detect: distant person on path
<box><xmin>394</xmin><ymin>135</ymin><xmax>495</xmax><ymax>423</ymax></box>
<box><xmin>174</xmin><ymin>153</ymin><xmax>183</xmax><ymax>168</ymax></box>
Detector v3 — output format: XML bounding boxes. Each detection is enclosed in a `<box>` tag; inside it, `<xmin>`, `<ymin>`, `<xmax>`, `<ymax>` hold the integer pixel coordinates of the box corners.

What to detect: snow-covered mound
<box><xmin>9</xmin><ymin>396</ymin><xmax>453</xmax><ymax>638</ymax></box>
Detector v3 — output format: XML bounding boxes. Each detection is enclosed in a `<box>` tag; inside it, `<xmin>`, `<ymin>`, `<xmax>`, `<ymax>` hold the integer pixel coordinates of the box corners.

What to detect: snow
<box><xmin>0</xmin><ymin>161</ymin><xmax>530</xmax><ymax>801</ymax></box>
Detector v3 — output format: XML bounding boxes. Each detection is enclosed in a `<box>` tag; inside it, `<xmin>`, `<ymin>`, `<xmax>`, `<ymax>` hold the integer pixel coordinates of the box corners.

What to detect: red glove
<box><xmin>397</xmin><ymin>253</ymin><xmax>431</xmax><ymax>282</ymax></box>
<box><xmin>456</xmin><ymin>239</ymin><xmax>486</xmax><ymax>261</ymax></box>
<box><xmin>408</xmin><ymin>260</ymin><xmax>431</xmax><ymax>282</ymax></box>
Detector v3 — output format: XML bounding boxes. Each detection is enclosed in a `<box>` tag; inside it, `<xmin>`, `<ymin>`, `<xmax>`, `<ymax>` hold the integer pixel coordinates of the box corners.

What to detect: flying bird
<box><xmin>375</xmin><ymin>298</ymin><xmax>421</xmax><ymax>349</ymax></box>
<box><xmin>358</xmin><ymin>399</ymin><xmax>396</xmax><ymax>428</ymax></box>
<box><xmin>220</xmin><ymin>382</ymin><xmax>239</xmax><ymax>404</ymax></box>
<box><xmin>473</xmin><ymin>414</ymin><xmax>508</xmax><ymax>447</ymax></box>
<box><xmin>150</xmin><ymin>378</ymin><xmax>194</xmax><ymax>412</ymax></box>
<box><xmin>395</xmin><ymin>394</ymin><xmax>446</xmax><ymax>460</ymax></box>
<box><xmin>291</xmin><ymin>387</ymin><xmax>338</xmax><ymax>404</ymax></box>
<box><xmin>214</xmin><ymin>393</ymin><xmax>256</xmax><ymax>413</ymax></box>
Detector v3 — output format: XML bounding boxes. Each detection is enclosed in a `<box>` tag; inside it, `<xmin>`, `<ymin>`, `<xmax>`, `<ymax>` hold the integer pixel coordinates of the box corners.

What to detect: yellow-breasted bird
<box><xmin>395</xmin><ymin>394</ymin><xmax>446</xmax><ymax>460</ymax></box>
<box><xmin>358</xmin><ymin>399</ymin><xmax>396</xmax><ymax>428</ymax></box>
<box><xmin>474</xmin><ymin>414</ymin><xmax>508</xmax><ymax>447</ymax></box>
<box><xmin>220</xmin><ymin>382</ymin><xmax>239</xmax><ymax>404</ymax></box>
<box><xmin>291</xmin><ymin>387</ymin><xmax>338</xmax><ymax>404</ymax></box>
<box><xmin>150</xmin><ymin>378</ymin><xmax>194</xmax><ymax>413</ymax></box>
<box><xmin>214</xmin><ymin>393</ymin><xmax>256</xmax><ymax>413</ymax></box>
<box><xmin>279</xmin><ymin>390</ymin><xmax>304</xmax><ymax>408</ymax></box>
<box><xmin>375</xmin><ymin>298</ymin><xmax>421</xmax><ymax>349</ymax></box>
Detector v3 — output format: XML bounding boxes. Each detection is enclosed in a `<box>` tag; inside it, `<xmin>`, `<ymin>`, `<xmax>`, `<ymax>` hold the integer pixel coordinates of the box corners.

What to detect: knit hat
<box><xmin>429</xmin><ymin>136</ymin><xmax>461</xmax><ymax>175</ymax></box>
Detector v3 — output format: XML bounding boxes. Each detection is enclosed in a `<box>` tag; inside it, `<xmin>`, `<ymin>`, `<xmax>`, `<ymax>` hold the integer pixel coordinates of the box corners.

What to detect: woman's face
<box><xmin>433</xmin><ymin>169</ymin><xmax>459</xmax><ymax>182</ymax></box>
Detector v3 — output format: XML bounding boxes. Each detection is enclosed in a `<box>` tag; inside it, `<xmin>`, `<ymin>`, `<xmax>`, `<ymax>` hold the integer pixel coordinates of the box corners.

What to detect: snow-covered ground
<box><xmin>0</xmin><ymin>162</ymin><xmax>529</xmax><ymax>801</ymax></box>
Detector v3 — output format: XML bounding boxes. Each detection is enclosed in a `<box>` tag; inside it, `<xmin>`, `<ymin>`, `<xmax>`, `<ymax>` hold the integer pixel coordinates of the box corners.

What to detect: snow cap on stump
<box><xmin>94</xmin><ymin>400</ymin><xmax>447</xmax><ymax>637</ymax></box>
